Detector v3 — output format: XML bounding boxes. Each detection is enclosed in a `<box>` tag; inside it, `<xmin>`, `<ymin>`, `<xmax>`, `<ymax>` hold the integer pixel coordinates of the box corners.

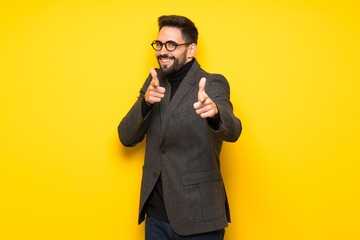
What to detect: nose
<box><xmin>159</xmin><ymin>45</ymin><xmax>169</xmax><ymax>55</ymax></box>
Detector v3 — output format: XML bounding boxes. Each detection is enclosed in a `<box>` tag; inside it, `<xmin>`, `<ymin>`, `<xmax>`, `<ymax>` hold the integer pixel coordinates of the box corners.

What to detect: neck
<box><xmin>166</xmin><ymin>58</ymin><xmax>195</xmax><ymax>79</ymax></box>
<box><xmin>166</xmin><ymin>58</ymin><xmax>195</xmax><ymax>99</ymax></box>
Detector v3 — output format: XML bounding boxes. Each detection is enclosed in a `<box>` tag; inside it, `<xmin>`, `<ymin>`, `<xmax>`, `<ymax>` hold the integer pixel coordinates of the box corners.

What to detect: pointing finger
<box><xmin>150</xmin><ymin>68</ymin><xmax>159</xmax><ymax>87</ymax></box>
<box><xmin>198</xmin><ymin>77</ymin><xmax>207</xmax><ymax>102</ymax></box>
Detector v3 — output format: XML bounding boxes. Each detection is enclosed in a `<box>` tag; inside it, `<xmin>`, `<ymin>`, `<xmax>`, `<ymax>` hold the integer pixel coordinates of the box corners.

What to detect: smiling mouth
<box><xmin>160</xmin><ymin>58</ymin><xmax>173</xmax><ymax>64</ymax></box>
<box><xmin>158</xmin><ymin>55</ymin><xmax>175</xmax><ymax>64</ymax></box>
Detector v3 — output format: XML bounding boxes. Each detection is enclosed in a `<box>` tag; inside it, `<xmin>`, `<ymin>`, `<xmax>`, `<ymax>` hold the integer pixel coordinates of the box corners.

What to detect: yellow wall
<box><xmin>1</xmin><ymin>1</ymin><xmax>359</xmax><ymax>239</ymax></box>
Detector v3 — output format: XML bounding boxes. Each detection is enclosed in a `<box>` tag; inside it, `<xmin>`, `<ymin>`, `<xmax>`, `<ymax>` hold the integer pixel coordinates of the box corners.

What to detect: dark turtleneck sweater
<box><xmin>141</xmin><ymin>58</ymin><xmax>220</xmax><ymax>222</ymax></box>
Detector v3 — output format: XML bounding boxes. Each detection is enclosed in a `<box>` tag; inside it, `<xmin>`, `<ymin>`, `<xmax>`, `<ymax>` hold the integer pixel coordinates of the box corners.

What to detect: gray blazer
<box><xmin>118</xmin><ymin>60</ymin><xmax>242</xmax><ymax>236</ymax></box>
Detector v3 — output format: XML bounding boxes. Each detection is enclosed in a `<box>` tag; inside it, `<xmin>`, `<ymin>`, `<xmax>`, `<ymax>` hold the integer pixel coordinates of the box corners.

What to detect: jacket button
<box><xmin>153</xmin><ymin>172</ymin><xmax>158</xmax><ymax>178</ymax></box>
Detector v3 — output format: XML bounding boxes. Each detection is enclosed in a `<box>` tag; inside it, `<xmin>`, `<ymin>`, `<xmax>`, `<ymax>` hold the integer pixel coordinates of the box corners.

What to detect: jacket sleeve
<box><xmin>118</xmin><ymin>74</ymin><xmax>152</xmax><ymax>147</ymax></box>
<box><xmin>206</xmin><ymin>74</ymin><xmax>242</xmax><ymax>142</ymax></box>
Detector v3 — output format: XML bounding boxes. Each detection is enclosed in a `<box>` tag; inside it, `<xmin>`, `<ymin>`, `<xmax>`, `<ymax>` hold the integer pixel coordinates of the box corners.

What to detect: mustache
<box><xmin>158</xmin><ymin>54</ymin><xmax>176</xmax><ymax>60</ymax></box>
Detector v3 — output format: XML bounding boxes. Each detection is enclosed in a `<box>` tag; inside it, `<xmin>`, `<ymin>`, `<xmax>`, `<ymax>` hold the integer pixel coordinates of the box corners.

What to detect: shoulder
<box><xmin>191</xmin><ymin>59</ymin><xmax>230</xmax><ymax>87</ymax></box>
<box><xmin>198</xmin><ymin>69</ymin><xmax>229</xmax><ymax>87</ymax></box>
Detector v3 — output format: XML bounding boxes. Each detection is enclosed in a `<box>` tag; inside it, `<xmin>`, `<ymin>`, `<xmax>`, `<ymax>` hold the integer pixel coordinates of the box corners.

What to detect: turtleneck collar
<box><xmin>165</xmin><ymin>58</ymin><xmax>195</xmax><ymax>99</ymax></box>
<box><xmin>166</xmin><ymin>58</ymin><xmax>195</xmax><ymax>80</ymax></box>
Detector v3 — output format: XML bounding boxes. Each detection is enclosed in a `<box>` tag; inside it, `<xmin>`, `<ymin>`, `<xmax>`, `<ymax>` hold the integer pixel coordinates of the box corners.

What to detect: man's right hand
<box><xmin>145</xmin><ymin>68</ymin><xmax>166</xmax><ymax>105</ymax></box>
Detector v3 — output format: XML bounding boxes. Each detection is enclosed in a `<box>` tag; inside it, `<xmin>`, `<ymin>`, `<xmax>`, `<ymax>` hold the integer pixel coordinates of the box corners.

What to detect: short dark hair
<box><xmin>158</xmin><ymin>15</ymin><xmax>198</xmax><ymax>44</ymax></box>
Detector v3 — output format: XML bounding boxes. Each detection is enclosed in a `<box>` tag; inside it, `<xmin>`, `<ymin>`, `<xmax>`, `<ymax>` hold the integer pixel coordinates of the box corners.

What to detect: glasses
<box><xmin>151</xmin><ymin>40</ymin><xmax>189</xmax><ymax>52</ymax></box>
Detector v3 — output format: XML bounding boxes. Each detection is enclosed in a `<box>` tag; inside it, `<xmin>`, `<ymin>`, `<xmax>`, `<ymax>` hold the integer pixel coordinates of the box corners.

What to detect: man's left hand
<box><xmin>193</xmin><ymin>77</ymin><xmax>218</xmax><ymax>118</ymax></box>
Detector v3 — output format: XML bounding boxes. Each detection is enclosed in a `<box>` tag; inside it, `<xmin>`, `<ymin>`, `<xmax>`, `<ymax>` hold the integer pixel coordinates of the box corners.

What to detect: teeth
<box><xmin>161</xmin><ymin>58</ymin><xmax>172</xmax><ymax>63</ymax></box>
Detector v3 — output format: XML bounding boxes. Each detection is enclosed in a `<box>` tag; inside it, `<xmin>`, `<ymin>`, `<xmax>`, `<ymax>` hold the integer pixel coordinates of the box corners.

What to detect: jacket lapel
<box><xmin>159</xmin><ymin>75</ymin><xmax>171</xmax><ymax>125</ymax></box>
<box><xmin>158</xmin><ymin>60</ymin><xmax>201</xmax><ymax>143</ymax></box>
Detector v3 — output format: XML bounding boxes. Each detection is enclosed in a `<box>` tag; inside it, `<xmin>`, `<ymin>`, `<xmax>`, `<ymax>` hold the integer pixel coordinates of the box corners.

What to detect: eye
<box><xmin>166</xmin><ymin>41</ymin><xmax>177</xmax><ymax>48</ymax></box>
<box><xmin>155</xmin><ymin>41</ymin><xmax>162</xmax><ymax>48</ymax></box>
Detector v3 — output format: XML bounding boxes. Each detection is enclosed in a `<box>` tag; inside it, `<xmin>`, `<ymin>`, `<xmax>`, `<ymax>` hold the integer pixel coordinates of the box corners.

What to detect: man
<box><xmin>118</xmin><ymin>15</ymin><xmax>242</xmax><ymax>240</ymax></box>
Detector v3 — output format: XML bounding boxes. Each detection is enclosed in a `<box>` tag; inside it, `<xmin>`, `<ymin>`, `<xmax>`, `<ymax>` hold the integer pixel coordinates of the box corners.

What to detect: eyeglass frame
<box><xmin>151</xmin><ymin>40</ymin><xmax>190</xmax><ymax>52</ymax></box>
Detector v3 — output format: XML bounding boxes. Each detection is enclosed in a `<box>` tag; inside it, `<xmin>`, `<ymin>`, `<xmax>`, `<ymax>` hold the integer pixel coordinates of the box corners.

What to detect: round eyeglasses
<box><xmin>151</xmin><ymin>40</ymin><xmax>189</xmax><ymax>52</ymax></box>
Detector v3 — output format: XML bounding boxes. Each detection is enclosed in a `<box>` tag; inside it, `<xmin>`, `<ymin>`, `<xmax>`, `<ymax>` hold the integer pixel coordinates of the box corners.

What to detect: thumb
<box><xmin>150</xmin><ymin>68</ymin><xmax>159</xmax><ymax>87</ymax></box>
<box><xmin>198</xmin><ymin>77</ymin><xmax>207</xmax><ymax>102</ymax></box>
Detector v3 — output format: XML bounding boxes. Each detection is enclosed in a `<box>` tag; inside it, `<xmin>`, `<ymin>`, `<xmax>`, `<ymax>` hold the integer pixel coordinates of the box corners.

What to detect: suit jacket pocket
<box><xmin>183</xmin><ymin>170</ymin><xmax>221</xmax><ymax>185</ymax></box>
<box><xmin>182</xmin><ymin>170</ymin><xmax>226</xmax><ymax>223</ymax></box>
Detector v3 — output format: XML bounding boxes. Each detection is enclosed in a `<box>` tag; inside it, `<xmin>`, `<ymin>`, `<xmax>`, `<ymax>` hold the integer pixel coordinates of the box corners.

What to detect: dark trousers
<box><xmin>145</xmin><ymin>217</ymin><xmax>225</xmax><ymax>240</ymax></box>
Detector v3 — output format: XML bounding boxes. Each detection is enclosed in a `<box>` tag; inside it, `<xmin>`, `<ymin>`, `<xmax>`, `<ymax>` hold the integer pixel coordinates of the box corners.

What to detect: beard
<box><xmin>157</xmin><ymin>51</ymin><xmax>187</xmax><ymax>75</ymax></box>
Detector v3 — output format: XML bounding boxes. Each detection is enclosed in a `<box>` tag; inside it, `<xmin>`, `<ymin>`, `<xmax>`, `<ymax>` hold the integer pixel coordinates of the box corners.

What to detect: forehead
<box><xmin>157</xmin><ymin>26</ymin><xmax>184</xmax><ymax>42</ymax></box>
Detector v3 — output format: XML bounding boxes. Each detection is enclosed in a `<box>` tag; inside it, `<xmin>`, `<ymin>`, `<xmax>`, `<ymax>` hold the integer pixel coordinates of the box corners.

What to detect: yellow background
<box><xmin>1</xmin><ymin>0</ymin><xmax>359</xmax><ymax>239</ymax></box>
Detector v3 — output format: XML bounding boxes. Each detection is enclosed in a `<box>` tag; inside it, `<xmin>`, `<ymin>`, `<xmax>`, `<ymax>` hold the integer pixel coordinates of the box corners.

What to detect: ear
<box><xmin>187</xmin><ymin>43</ymin><xmax>197</xmax><ymax>57</ymax></box>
